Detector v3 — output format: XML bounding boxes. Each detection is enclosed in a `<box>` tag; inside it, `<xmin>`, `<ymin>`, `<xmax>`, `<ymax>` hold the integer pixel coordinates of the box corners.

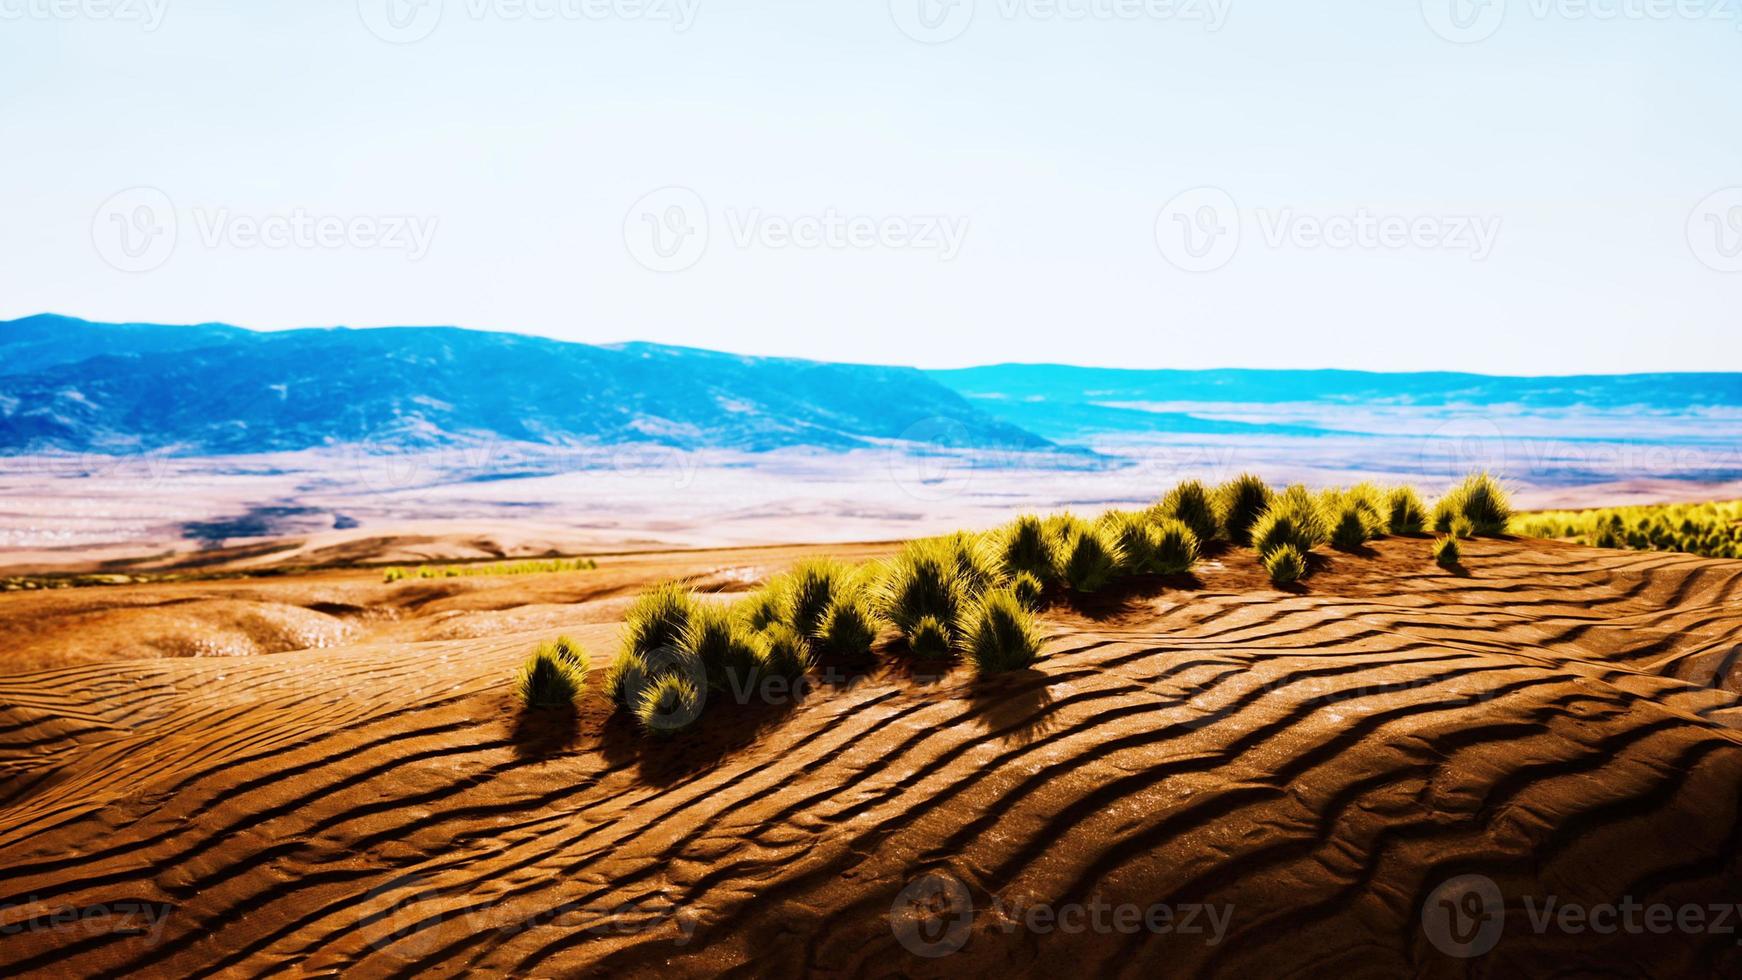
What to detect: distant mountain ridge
<box><xmin>0</xmin><ymin>315</ymin><xmax>1052</xmax><ymax>455</ymax></box>
<box><xmin>3</xmin><ymin>315</ymin><xmax>1737</xmax><ymax>457</ymax></box>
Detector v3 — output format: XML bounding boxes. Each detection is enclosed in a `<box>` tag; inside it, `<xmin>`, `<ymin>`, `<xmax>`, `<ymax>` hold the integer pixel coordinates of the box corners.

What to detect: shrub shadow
<box><xmin>597</xmin><ymin>674</ymin><xmax>810</xmax><ymax>787</ymax></box>
<box><xmin>965</xmin><ymin>669</ymin><xmax>1057</xmax><ymax>744</ymax></box>
<box><xmin>873</xmin><ymin>642</ymin><xmax>959</xmax><ymax>688</ymax></box>
<box><xmin>1328</xmin><ymin>543</ymin><xmax>1380</xmax><ymax>559</ymax></box>
<box><xmin>510</xmin><ymin>706</ymin><xmax>582</xmax><ymax>760</ymax></box>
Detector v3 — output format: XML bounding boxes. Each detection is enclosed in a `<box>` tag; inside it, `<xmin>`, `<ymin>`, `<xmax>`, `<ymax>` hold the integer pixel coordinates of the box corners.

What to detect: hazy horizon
<box><xmin>11</xmin><ymin>311</ymin><xmax>1742</xmax><ymax>378</ymax></box>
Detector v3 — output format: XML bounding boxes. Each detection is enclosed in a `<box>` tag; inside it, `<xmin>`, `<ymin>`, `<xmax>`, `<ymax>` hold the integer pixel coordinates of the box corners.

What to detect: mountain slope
<box><xmin>0</xmin><ymin>314</ymin><xmax>251</xmax><ymax>377</ymax></box>
<box><xmin>0</xmin><ymin>317</ymin><xmax>1052</xmax><ymax>455</ymax></box>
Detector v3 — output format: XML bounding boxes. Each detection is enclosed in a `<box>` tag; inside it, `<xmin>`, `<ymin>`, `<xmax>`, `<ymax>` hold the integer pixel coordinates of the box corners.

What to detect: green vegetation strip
<box><xmin>517</xmin><ymin>472</ymin><xmax>1516</xmax><ymax>737</ymax></box>
<box><xmin>383</xmin><ymin>557</ymin><xmax>598</xmax><ymax>582</ymax></box>
<box><xmin>1513</xmin><ymin>499</ymin><xmax>1742</xmax><ymax>560</ymax></box>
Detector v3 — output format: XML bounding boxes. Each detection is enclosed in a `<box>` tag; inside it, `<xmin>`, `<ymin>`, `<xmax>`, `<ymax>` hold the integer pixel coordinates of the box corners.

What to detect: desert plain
<box><xmin>3</xmin><ymin>462</ymin><xmax>1742</xmax><ymax>976</ymax></box>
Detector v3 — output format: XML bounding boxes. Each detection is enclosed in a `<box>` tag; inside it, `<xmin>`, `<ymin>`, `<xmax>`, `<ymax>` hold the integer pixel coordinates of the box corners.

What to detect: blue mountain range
<box><xmin>1</xmin><ymin>315</ymin><xmax>1736</xmax><ymax>455</ymax></box>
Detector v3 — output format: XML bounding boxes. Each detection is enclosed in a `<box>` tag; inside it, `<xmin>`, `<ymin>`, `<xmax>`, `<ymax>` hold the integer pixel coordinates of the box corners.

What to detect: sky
<box><xmin>1</xmin><ymin>0</ymin><xmax>1738</xmax><ymax>373</ymax></box>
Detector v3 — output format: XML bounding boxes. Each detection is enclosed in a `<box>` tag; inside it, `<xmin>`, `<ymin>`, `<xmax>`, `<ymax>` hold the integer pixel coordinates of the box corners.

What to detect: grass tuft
<box><xmin>1250</xmin><ymin>486</ymin><xmax>1327</xmax><ymax>559</ymax></box>
<box><xmin>622</xmin><ymin>580</ymin><xmax>699</xmax><ymax>660</ymax></box>
<box><xmin>1010</xmin><ymin>569</ymin><xmax>1045</xmax><ymax>610</ymax></box>
<box><xmin>817</xmin><ymin>592</ymin><xmax>881</xmax><ymax>658</ymax></box>
<box><xmin>1154</xmin><ymin>480</ymin><xmax>1220</xmax><ymax>545</ymax></box>
<box><xmin>876</xmin><ymin>540</ymin><xmax>967</xmax><ymax>648</ymax></box>
<box><xmin>787</xmin><ymin>559</ymin><xmax>850</xmax><ymax>638</ymax></box>
<box><xmin>964</xmin><ymin>588</ymin><xmax>1043</xmax><ymax>673</ymax></box>
<box><xmin>908</xmin><ymin>615</ymin><xmax>956</xmax><ymax>659</ymax></box>
<box><xmin>753</xmin><ymin>622</ymin><xmax>814</xmax><ymax>679</ymax></box>
<box><xmin>1384</xmin><ymin>486</ymin><xmax>1428</xmax><ymax>534</ymax></box>
<box><xmin>1061</xmin><ymin>523</ymin><xmax>1121</xmax><ymax>593</ymax></box>
<box><xmin>1263</xmin><ymin>544</ymin><xmax>1308</xmax><ymax>585</ymax></box>
<box><xmin>634</xmin><ymin>673</ymin><xmax>703</xmax><ymax>735</ymax></box>
<box><xmin>1433</xmin><ymin>472</ymin><xmax>1512</xmax><ymax>536</ymax></box>
<box><xmin>941</xmin><ymin>532</ymin><xmax>1005</xmax><ymax>596</ymax></box>
<box><xmin>996</xmin><ymin>514</ymin><xmax>1057</xmax><ymax>581</ymax></box>
<box><xmin>1434</xmin><ymin>534</ymin><xmax>1462</xmax><ymax>568</ymax></box>
<box><xmin>1216</xmin><ymin>473</ymin><xmax>1274</xmax><ymax>546</ymax></box>
<box><xmin>517</xmin><ymin>640</ymin><xmax>587</xmax><ymax>710</ymax></box>
<box><xmin>683</xmin><ymin>602</ymin><xmax>761</xmax><ymax>690</ymax></box>
<box><xmin>602</xmin><ymin>649</ymin><xmax>644</xmax><ymax>706</ymax></box>
<box><xmin>1101</xmin><ymin>511</ymin><xmax>1160</xmax><ymax>575</ymax></box>
<box><xmin>737</xmin><ymin>579</ymin><xmax>792</xmax><ymax>632</ymax></box>
<box><xmin>1150</xmin><ymin>517</ymin><xmax>1200</xmax><ymax>575</ymax></box>
<box><xmin>1328</xmin><ymin>503</ymin><xmax>1372</xmax><ymax>551</ymax></box>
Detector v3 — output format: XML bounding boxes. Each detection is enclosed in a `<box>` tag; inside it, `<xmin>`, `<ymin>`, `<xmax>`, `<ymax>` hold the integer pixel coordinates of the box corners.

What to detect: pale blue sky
<box><xmin>1</xmin><ymin>0</ymin><xmax>1738</xmax><ymax>372</ymax></box>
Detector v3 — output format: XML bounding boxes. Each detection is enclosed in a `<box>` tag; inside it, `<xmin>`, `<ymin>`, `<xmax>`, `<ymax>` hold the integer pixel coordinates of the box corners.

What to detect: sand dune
<box><xmin>2</xmin><ymin>536</ymin><xmax>1741</xmax><ymax>976</ymax></box>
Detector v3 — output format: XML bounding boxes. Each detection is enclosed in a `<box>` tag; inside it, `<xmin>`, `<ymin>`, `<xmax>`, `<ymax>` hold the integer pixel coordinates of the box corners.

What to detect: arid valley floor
<box><xmin>3</xmin><ymin>529</ymin><xmax>1741</xmax><ymax>976</ymax></box>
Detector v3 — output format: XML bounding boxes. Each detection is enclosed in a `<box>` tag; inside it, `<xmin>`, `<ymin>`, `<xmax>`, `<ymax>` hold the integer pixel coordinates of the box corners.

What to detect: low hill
<box><xmin>0</xmin><ymin>316</ymin><xmax>1053</xmax><ymax>455</ymax></box>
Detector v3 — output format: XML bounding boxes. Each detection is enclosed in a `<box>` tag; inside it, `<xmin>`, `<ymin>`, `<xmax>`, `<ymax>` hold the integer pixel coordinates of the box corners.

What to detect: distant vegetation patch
<box><xmin>1513</xmin><ymin>499</ymin><xmax>1742</xmax><ymax>560</ymax></box>
<box><xmin>385</xmin><ymin>557</ymin><xmax>597</xmax><ymax>582</ymax></box>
